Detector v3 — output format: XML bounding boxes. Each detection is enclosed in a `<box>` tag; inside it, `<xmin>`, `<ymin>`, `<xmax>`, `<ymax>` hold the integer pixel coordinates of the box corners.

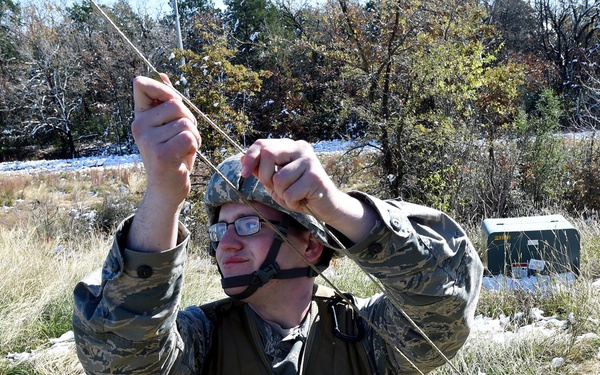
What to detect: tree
<box><xmin>482</xmin><ymin>0</ymin><xmax>539</xmax><ymax>57</ymax></box>
<box><xmin>472</xmin><ymin>61</ymin><xmax>526</xmax><ymax>218</ymax></box>
<box><xmin>518</xmin><ymin>89</ymin><xmax>566</xmax><ymax>206</ymax></box>
<box><xmin>172</xmin><ymin>0</ymin><xmax>217</xmax><ymax>27</ymax></box>
<box><xmin>534</xmin><ymin>0</ymin><xmax>600</xmax><ymax>126</ymax></box>
<box><xmin>0</xmin><ymin>0</ymin><xmax>21</xmax><ymax>159</ymax></box>
<box><xmin>237</xmin><ymin>0</ymin><xmax>353</xmax><ymax>142</ymax></box>
<box><xmin>223</xmin><ymin>0</ymin><xmax>280</xmax><ymax>65</ymax></box>
<box><xmin>7</xmin><ymin>3</ymin><xmax>91</xmax><ymax>158</ymax></box>
<box><xmin>0</xmin><ymin>0</ymin><xmax>20</xmax><ymax>62</ymax></box>
<box><xmin>66</xmin><ymin>0</ymin><xmax>176</xmax><ymax>155</ymax></box>
<box><xmin>322</xmin><ymin>0</ymin><xmax>522</xmax><ymax>215</ymax></box>
<box><xmin>0</xmin><ymin>0</ymin><xmax>174</xmax><ymax>159</ymax></box>
<box><xmin>91</xmin><ymin>0</ymin><xmax>172</xmax><ymax>153</ymax></box>
<box><xmin>174</xmin><ymin>13</ymin><xmax>269</xmax><ymax>155</ymax></box>
<box><xmin>563</xmin><ymin>70</ymin><xmax>600</xmax><ymax>213</ymax></box>
<box><xmin>321</xmin><ymin>0</ymin><xmax>427</xmax><ymax>198</ymax></box>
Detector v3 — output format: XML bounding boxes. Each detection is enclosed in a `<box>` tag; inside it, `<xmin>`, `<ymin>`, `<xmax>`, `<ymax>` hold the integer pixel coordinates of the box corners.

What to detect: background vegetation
<box><xmin>0</xmin><ymin>0</ymin><xmax>599</xmax><ymax>373</ymax></box>
<box><xmin>0</xmin><ymin>0</ymin><xmax>599</xmax><ymax>224</ymax></box>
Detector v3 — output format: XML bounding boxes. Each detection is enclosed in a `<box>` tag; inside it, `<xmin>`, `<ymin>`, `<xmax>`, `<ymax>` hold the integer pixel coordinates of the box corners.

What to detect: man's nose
<box><xmin>217</xmin><ymin>225</ymin><xmax>242</xmax><ymax>251</ymax></box>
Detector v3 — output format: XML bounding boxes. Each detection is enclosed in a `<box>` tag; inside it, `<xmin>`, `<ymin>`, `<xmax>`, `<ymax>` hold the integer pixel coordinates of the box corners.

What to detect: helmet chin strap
<box><xmin>219</xmin><ymin>215</ymin><xmax>324</xmax><ymax>300</ymax></box>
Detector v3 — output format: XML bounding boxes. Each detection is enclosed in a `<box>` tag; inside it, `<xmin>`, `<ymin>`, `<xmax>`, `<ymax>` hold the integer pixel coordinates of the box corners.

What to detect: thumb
<box><xmin>133</xmin><ymin>74</ymin><xmax>179</xmax><ymax>113</ymax></box>
<box><xmin>150</xmin><ymin>72</ymin><xmax>173</xmax><ymax>86</ymax></box>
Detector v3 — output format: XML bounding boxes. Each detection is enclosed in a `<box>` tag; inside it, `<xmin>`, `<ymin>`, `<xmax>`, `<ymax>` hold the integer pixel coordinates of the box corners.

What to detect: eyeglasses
<box><xmin>208</xmin><ymin>216</ymin><xmax>280</xmax><ymax>243</ymax></box>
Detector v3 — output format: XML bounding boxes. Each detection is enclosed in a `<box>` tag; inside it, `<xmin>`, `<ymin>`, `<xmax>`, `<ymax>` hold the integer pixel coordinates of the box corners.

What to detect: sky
<box><xmin>31</xmin><ymin>0</ymin><xmax>225</xmax><ymax>18</ymax></box>
<box><xmin>97</xmin><ymin>0</ymin><xmax>228</xmax><ymax>16</ymax></box>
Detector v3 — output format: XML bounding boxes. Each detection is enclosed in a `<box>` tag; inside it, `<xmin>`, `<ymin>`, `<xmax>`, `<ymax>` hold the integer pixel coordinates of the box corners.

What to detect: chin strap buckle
<box><xmin>253</xmin><ymin>263</ymin><xmax>280</xmax><ymax>286</ymax></box>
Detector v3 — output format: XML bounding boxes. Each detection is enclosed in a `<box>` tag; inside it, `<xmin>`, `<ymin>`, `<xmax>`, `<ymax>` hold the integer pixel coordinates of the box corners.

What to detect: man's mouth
<box><xmin>222</xmin><ymin>257</ymin><xmax>249</xmax><ymax>266</ymax></box>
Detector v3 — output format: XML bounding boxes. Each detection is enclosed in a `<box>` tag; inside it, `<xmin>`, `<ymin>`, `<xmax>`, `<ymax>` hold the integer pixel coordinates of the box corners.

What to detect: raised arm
<box><xmin>348</xmin><ymin>195</ymin><xmax>484</xmax><ymax>373</ymax></box>
<box><xmin>240</xmin><ymin>138</ymin><xmax>378</xmax><ymax>243</ymax></box>
<box><xmin>73</xmin><ymin>75</ymin><xmax>205</xmax><ymax>374</ymax></box>
<box><xmin>127</xmin><ymin>74</ymin><xmax>200</xmax><ymax>252</ymax></box>
<box><xmin>241</xmin><ymin>139</ymin><xmax>482</xmax><ymax>373</ymax></box>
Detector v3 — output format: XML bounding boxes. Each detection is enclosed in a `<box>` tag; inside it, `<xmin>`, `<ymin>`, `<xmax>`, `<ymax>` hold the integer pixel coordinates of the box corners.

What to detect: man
<box><xmin>73</xmin><ymin>74</ymin><xmax>483</xmax><ymax>374</ymax></box>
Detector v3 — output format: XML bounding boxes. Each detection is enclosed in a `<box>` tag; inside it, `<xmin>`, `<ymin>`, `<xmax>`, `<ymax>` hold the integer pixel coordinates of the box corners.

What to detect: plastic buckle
<box><xmin>253</xmin><ymin>263</ymin><xmax>280</xmax><ymax>286</ymax></box>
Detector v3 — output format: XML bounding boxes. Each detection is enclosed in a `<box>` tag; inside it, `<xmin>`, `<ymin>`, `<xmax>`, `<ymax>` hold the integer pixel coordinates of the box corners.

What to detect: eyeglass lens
<box><xmin>209</xmin><ymin>216</ymin><xmax>279</xmax><ymax>243</ymax></box>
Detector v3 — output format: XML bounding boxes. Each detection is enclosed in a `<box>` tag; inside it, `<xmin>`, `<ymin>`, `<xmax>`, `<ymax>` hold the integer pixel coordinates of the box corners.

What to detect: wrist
<box><xmin>141</xmin><ymin>188</ymin><xmax>185</xmax><ymax>217</ymax></box>
<box><xmin>126</xmin><ymin>193</ymin><xmax>184</xmax><ymax>252</ymax></box>
<box><xmin>322</xmin><ymin>192</ymin><xmax>377</xmax><ymax>243</ymax></box>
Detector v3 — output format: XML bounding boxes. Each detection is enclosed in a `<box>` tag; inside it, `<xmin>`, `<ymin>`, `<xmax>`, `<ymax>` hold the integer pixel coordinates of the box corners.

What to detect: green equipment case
<box><xmin>481</xmin><ymin>215</ymin><xmax>580</xmax><ymax>277</ymax></box>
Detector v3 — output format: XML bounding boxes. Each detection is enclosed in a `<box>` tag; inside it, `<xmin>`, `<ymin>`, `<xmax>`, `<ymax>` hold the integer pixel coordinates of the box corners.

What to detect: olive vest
<box><xmin>200</xmin><ymin>285</ymin><xmax>373</xmax><ymax>375</ymax></box>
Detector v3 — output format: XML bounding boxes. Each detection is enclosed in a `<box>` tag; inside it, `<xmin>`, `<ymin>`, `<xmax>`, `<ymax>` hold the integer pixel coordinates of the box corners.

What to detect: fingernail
<box><xmin>241</xmin><ymin>166</ymin><xmax>249</xmax><ymax>176</ymax></box>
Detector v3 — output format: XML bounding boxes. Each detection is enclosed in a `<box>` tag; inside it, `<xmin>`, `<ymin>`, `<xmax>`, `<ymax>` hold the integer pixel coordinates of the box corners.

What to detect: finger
<box><xmin>149</xmin><ymin>72</ymin><xmax>173</xmax><ymax>86</ymax></box>
<box><xmin>153</xmin><ymin>100</ymin><xmax>197</xmax><ymax>129</ymax></box>
<box><xmin>132</xmin><ymin>100</ymin><xmax>198</xmax><ymax>146</ymax></box>
<box><xmin>160</xmin><ymin>128</ymin><xmax>200</xmax><ymax>163</ymax></box>
<box><xmin>256</xmin><ymin>150</ymin><xmax>280</xmax><ymax>191</ymax></box>
<box><xmin>146</xmin><ymin>118</ymin><xmax>199</xmax><ymax>146</ymax></box>
<box><xmin>147</xmin><ymin>73</ymin><xmax>174</xmax><ymax>106</ymax></box>
<box><xmin>242</xmin><ymin>140</ymin><xmax>286</xmax><ymax>182</ymax></box>
<box><xmin>241</xmin><ymin>139</ymin><xmax>288</xmax><ymax>175</ymax></box>
<box><xmin>273</xmin><ymin>157</ymin><xmax>327</xmax><ymax>211</ymax></box>
<box><xmin>144</xmin><ymin>124</ymin><xmax>199</xmax><ymax>171</ymax></box>
<box><xmin>240</xmin><ymin>142</ymin><xmax>263</xmax><ymax>177</ymax></box>
<box><xmin>161</xmin><ymin>73</ymin><xmax>172</xmax><ymax>85</ymax></box>
<box><xmin>271</xmin><ymin>158</ymin><xmax>306</xmax><ymax>209</ymax></box>
<box><xmin>133</xmin><ymin>75</ymin><xmax>179</xmax><ymax>113</ymax></box>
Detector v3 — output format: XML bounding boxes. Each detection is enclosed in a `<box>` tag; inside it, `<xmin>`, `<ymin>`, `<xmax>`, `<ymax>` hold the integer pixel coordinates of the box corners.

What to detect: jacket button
<box><xmin>137</xmin><ymin>265</ymin><xmax>153</xmax><ymax>279</ymax></box>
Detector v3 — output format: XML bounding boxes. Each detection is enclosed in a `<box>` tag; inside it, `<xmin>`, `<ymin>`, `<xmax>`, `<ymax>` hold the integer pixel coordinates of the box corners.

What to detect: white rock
<box><xmin>6</xmin><ymin>352</ymin><xmax>31</xmax><ymax>362</ymax></box>
<box><xmin>49</xmin><ymin>330</ymin><xmax>74</xmax><ymax>344</ymax></box>
<box><xmin>576</xmin><ymin>332</ymin><xmax>599</xmax><ymax>343</ymax></box>
<box><xmin>550</xmin><ymin>357</ymin><xmax>564</xmax><ymax>368</ymax></box>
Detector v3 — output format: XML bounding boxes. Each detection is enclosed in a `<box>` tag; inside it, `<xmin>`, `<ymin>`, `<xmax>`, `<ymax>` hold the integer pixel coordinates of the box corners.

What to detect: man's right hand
<box><xmin>128</xmin><ymin>74</ymin><xmax>200</xmax><ymax>252</ymax></box>
<box><xmin>132</xmin><ymin>74</ymin><xmax>200</xmax><ymax>207</ymax></box>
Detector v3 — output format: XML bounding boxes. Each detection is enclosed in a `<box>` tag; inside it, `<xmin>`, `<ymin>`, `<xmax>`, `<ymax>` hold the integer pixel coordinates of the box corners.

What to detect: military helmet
<box><xmin>204</xmin><ymin>153</ymin><xmax>339</xmax><ymax>256</ymax></box>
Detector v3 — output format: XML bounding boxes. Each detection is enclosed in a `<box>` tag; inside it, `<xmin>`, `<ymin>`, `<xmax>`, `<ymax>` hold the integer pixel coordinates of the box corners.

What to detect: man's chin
<box><xmin>223</xmin><ymin>286</ymin><xmax>246</xmax><ymax>296</ymax></box>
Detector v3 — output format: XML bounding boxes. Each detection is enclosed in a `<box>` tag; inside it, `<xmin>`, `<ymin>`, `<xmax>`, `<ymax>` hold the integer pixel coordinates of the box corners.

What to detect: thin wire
<box><xmin>90</xmin><ymin>2</ymin><xmax>461</xmax><ymax>373</ymax></box>
<box><xmin>197</xmin><ymin>152</ymin><xmax>425</xmax><ymax>374</ymax></box>
<box><xmin>90</xmin><ymin>0</ymin><xmax>244</xmax><ymax>154</ymax></box>
<box><xmin>302</xmin><ymin>204</ymin><xmax>460</xmax><ymax>371</ymax></box>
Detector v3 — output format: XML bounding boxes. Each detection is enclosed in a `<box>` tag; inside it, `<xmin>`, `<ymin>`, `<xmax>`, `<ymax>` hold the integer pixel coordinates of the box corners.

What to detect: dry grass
<box><xmin>0</xmin><ymin>158</ymin><xmax>599</xmax><ymax>374</ymax></box>
<box><xmin>180</xmin><ymin>256</ymin><xmax>226</xmax><ymax>307</ymax></box>
<box><xmin>0</xmin><ymin>224</ymin><xmax>107</xmax><ymax>374</ymax></box>
<box><xmin>434</xmin><ymin>216</ymin><xmax>600</xmax><ymax>375</ymax></box>
<box><xmin>0</xmin><ymin>167</ymin><xmax>147</xmax><ymax>374</ymax></box>
<box><xmin>0</xmin><ymin>164</ymin><xmax>226</xmax><ymax>374</ymax></box>
<box><xmin>431</xmin><ymin>328</ymin><xmax>600</xmax><ymax>375</ymax></box>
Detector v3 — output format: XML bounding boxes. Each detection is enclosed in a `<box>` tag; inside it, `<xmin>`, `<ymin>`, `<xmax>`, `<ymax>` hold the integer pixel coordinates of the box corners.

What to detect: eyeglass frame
<box><xmin>208</xmin><ymin>215</ymin><xmax>281</xmax><ymax>245</ymax></box>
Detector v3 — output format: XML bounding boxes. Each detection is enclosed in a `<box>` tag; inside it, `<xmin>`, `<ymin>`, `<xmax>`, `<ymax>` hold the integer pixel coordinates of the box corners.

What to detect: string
<box><xmin>89</xmin><ymin>1</ymin><xmax>462</xmax><ymax>373</ymax></box>
<box><xmin>89</xmin><ymin>0</ymin><xmax>243</xmax><ymax>154</ymax></box>
<box><xmin>197</xmin><ymin>152</ymin><xmax>426</xmax><ymax>374</ymax></box>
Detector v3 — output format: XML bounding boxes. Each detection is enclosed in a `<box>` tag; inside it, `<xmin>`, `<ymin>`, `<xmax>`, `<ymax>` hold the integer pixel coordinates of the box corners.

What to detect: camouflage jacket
<box><xmin>72</xmin><ymin>192</ymin><xmax>483</xmax><ymax>374</ymax></box>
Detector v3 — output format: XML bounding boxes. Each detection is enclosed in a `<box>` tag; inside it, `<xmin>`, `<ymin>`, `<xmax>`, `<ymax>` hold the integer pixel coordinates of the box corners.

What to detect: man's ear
<box><xmin>304</xmin><ymin>232</ymin><xmax>324</xmax><ymax>263</ymax></box>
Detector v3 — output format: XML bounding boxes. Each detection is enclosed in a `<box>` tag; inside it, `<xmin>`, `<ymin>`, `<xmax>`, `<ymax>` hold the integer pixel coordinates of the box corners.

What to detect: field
<box><xmin>0</xmin><ymin>154</ymin><xmax>599</xmax><ymax>375</ymax></box>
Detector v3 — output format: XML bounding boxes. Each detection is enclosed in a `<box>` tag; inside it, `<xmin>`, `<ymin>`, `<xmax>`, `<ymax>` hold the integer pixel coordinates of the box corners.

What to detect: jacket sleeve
<box><xmin>72</xmin><ymin>216</ymin><xmax>212</xmax><ymax>374</ymax></box>
<box><xmin>344</xmin><ymin>193</ymin><xmax>483</xmax><ymax>374</ymax></box>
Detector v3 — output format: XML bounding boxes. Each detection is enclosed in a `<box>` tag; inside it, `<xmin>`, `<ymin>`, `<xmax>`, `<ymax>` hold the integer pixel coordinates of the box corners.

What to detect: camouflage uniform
<box><xmin>73</xmin><ymin>192</ymin><xmax>483</xmax><ymax>374</ymax></box>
